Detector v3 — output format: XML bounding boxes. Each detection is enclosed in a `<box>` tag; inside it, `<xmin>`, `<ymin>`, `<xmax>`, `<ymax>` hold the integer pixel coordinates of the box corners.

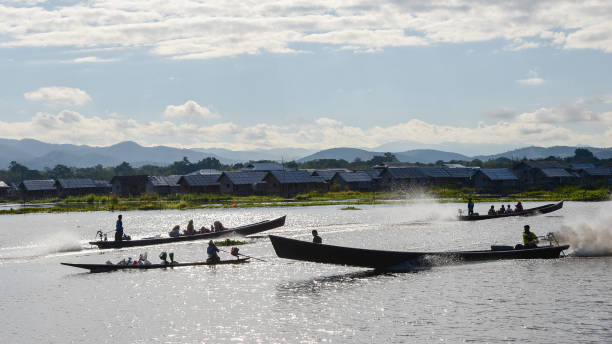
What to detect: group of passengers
<box><xmin>487</xmin><ymin>201</ymin><xmax>523</xmax><ymax>216</ymax></box>
<box><xmin>169</xmin><ymin>220</ymin><xmax>230</xmax><ymax>237</ymax></box>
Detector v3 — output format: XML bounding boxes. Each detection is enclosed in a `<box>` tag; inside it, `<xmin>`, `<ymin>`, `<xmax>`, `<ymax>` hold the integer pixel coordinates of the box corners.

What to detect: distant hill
<box><xmin>1</xmin><ymin>138</ymin><xmax>611</xmax><ymax>170</ymax></box>
<box><xmin>297</xmin><ymin>148</ymin><xmax>380</xmax><ymax>162</ymax></box>
<box><xmin>0</xmin><ymin>139</ymin><xmax>231</xmax><ymax>169</ymax></box>
<box><xmin>394</xmin><ymin>149</ymin><xmax>471</xmax><ymax>163</ymax></box>
<box><xmin>197</xmin><ymin>147</ymin><xmax>317</xmax><ymax>164</ymax></box>
<box><xmin>298</xmin><ymin>147</ymin><xmax>470</xmax><ymax>163</ymax></box>
<box><xmin>474</xmin><ymin>146</ymin><xmax>612</xmax><ymax>161</ymax></box>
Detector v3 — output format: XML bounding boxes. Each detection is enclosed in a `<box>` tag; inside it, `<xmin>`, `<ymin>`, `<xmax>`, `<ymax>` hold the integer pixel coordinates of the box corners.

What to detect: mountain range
<box><xmin>0</xmin><ymin>138</ymin><xmax>610</xmax><ymax>170</ymax></box>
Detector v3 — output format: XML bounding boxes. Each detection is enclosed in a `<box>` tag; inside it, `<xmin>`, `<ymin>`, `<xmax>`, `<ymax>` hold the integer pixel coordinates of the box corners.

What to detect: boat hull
<box><xmin>458</xmin><ymin>201</ymin><xmax>563</xmax><ymax>221</ymax></box>
<box><xmin>90</xmin><ymin>215</ymin><xmax>286</xmax><ymax>249</ymax></box>
<box><xmin>61</xmin><ymin>258</ymin><xmax>250</xmax><ymax>273</ymax></box>
<box><xmin>268</xmin><ymin>235</ymin><xmax>569</xmax><ymax>270</ymax></box>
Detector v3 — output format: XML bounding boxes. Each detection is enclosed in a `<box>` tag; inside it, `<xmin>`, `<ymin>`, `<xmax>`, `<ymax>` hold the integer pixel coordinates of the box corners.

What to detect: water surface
<box><xmin>1</xmin><ymin>201</ymin><xmax>610</xmax><ymax>343</ymax></box>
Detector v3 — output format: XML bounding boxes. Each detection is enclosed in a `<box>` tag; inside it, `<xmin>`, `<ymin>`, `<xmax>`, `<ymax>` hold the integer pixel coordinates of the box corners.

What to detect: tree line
<box><xmin>0</xmin><ymin>148</ymin><xmax>609</xmax><ymax>184</ymax></box>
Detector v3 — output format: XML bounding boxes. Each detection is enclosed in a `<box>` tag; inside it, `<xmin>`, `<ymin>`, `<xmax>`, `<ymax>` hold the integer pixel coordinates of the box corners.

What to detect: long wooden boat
<box><xmin>62</xmin><ymin>258</ymin><xmax>249</xmax><ymax>273</ymax></box>
<box><xmin>90</xmin><ymin>215</ymin><xmax>286</xmax><ymax>249</ymax></box>
<box><xmin>458</xmin><ymin>201</ymin><xmax>563</xmax><ymax>221</ymax></box>
<box><xmin>269</xmin><ymin>235</ymin><xmax>569</xmax><ymax>271</ymax></box>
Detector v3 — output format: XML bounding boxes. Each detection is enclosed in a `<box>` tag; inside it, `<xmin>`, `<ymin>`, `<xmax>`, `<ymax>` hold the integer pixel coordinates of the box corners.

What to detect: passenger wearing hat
<box><xmin>523</xmin><ymin>225</ymin><xmax>538</xmax><ymax>248</ymax></box>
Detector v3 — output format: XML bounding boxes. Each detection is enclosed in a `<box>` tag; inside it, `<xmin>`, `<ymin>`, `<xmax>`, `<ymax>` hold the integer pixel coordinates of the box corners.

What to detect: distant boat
<box><xmin>61</xmin><ymin>258</ymin><xmax>249</xmax><ymax>273</ymax></box>
<box><xmin>269</xmin><ymin>235</ymin><xmax>569</xmax><ymax>271</ymax></box>
<box><xmin>90</xmin><ymin>215</ymin><xmax>286</xmax><ymax>249</ymax></box>
<box><xmin>458</xmin><ymin>201</ymin><xmax>563</xmax><ymax>221</ymax></box>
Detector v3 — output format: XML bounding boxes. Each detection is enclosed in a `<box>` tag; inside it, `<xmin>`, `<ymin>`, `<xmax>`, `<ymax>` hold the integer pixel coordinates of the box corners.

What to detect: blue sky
<box><xmin>0</xmin><ymin>0</ymin><xmax>611</xmax><ymax>155</ymax></box>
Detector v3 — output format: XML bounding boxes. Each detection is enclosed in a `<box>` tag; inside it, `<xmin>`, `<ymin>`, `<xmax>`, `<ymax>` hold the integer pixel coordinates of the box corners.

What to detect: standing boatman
<box><xmin>207</xmin><ymin>240</ymin><xmax>220</xmax><ymax>263</ymax></box>
<box><xmin>115</xmin><ymin>214</ymin><xmax>124</xmax><ymax>242</ymax></box>
<box><xmin>467</xmin><ymin>198</ymin><xmax>474</xmax><ymax>216</ymax></box>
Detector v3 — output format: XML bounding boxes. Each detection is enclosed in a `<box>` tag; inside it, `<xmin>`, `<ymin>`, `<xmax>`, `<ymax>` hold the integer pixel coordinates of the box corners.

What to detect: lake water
<box><xmin>1</xmin><ymin>201</ymin><xmax>611</xmax><ymax>343</ymax></box>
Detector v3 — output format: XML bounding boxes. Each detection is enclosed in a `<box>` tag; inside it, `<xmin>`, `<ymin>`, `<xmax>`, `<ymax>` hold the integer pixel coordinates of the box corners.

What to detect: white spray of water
<box><xmin>34</xmin><ymin>231</ymin><xmax>83</xmax><ymax>255</ymax></box>
<box><xmin>555</xmin><ymin>215</ymin><xmax>612</xmax><ymax>257</ymax></box>
<box><xmin>0</xmin><ymin>231</ymin><xmax>83</xmax><ymax>260</ymax></box>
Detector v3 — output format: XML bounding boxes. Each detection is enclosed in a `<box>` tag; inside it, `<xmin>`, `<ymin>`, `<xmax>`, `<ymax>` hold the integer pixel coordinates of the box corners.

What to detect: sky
<box><xmin>0</xmin><ymin>0</ymin><xmax>611</xmax><ymax>155</ymax></box>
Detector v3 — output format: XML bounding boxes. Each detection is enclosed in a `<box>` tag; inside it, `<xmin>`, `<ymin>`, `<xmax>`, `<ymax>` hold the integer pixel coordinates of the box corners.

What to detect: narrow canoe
<box><xmin>268</xmin><ymin>235</ymin><xmax>569</xmax><ymax>271</ymax></box>
<box><xmin>90</xmin><ymin>215</ymin><xmax>286</xmax><ymax>249</ymax></box>
<box><xmin>458</xmin><ymin>201</ymin><xmax>563</xmax><ymax>221</ymax></box>
<box><xmin>61</xmin><ymin>258</ymin><xmax>250</xmax><ymax>273</ymax></box>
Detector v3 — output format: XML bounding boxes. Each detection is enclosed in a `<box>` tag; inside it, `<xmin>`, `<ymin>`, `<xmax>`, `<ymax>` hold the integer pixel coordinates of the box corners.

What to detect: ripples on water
<box><xmin>0</xmin><ymin>202</ymin><xmax>611</xmax><ymax>343</ymax></box>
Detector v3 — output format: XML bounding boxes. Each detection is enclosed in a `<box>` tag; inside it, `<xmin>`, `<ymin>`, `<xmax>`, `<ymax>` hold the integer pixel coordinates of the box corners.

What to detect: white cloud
<box><xmin>24</xmin><ymin>87</ymin><xmax>92</xmax><ymax>106</ymax></box>
<box><xmin>1</xmin><ymin>102</ymin><xmax>611</xmax><ymax>150</ymax></box>
<box><xmin>517</xmin><ymin>70</ymin><xmax>545</xmax><ymax>85</ymax></box>
<box><xmin>0</xmin><ymin>1</ymin><xmax>611</xmax><ymax>59</ymax></box>
<box><xmin>70</xmin><ymin>56</ymin><xmax>118</xmax><ymax>63</ymax></box>
<box><xmin>163</xmin><ymin>100</ymin><xmax>219</xmax><ymax>121</ymax></box>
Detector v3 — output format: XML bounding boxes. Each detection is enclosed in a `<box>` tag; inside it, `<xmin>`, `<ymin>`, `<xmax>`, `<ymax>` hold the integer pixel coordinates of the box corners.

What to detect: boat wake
<box><xmin>0</xmin><ymin>231</ymin><xmax>84</xmax><ymax>261</ymax></box>
<box><xmin>555</xmin><ymin>215</ymin><xmax>612</xmax><ymax>257</ymax></box>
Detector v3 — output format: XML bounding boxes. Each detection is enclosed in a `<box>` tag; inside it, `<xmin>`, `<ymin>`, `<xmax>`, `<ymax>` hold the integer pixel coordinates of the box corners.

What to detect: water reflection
<box><xmin>276</xmin><ymin>270</ymin><xmax>394</xmax><ymax>296</ymax></box>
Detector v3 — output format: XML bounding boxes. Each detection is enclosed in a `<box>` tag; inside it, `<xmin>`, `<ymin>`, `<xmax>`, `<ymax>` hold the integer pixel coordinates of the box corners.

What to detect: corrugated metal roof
<box><xmin>420</xmin><ymin>167</ymin><xmax>450</xmax><ymax>178</ymax></box>
<box><xmin>523</xmin><ymin>161</ymin><xmax>565</xmax><ymax>169</ymax></box>
<box><xmin>583</xmin><ymin>167</ymin><xmax>612</xmax><ymax>176</ymax></box>
<box><xmin>148</xmin><ymin>175</ymin><xmax>182</xmax><ymax>187</ymax></box>
<box><xmin>110</xmin><ymin>175</ymin><xmax>149</xmax><ymax>183</ymax></box>
<box><xmin>21</xmin><ymin>180</ymin><xmax>56</xmax><ymax>191</ymax></box>
<box><xmin>336</xmin><ymin>171</ymin><xmax>372</xmax><ymax>183</ymax></box>
<box><xmin>187</xmin><ymin>169</ymin><xmax>222</xmax><ymax>175</ymax></box>
<box><xmin>56</xmin><ymin>178</ymin><xmax>96</xmax><ymax>189</ymax></box>
<box><xmin>224</xmin><ymin>172</ymin><xmax>267</xmax><ymax>185</ymax></box>
<box><xmin>93</xmin><ymin>180</ymin><xmax>111</xmax><ymax>188</ymax></box>
<box><xmin>541</xmin><ymin>168</ymin><xmax>574</xmax><ymax>177</ymax></box>
<box><xmin>446</xmin><ymin>168</ymin><xmax>476</xmax><ymax>178</ymax></box>
<box><xmin>313</xmin><ymin>170</ymin><xmax>341</xmax><ymax>181</ymax></box>
<box><xmin>569</xmin><ymin>163</ymin><xmax>596</xmax><ymax>170</ymax></box>
<box><xmin>479</xmin><ymin>168</ymin><xmax>518</xmax><ymax>181</ymax></box>
<box><xmin>269</xmin><ymin>170</ymin><xmax>325</xmax><ymax>184</ymax></box>
<box><xmin>180</xmin><ymin>174</ymin><xmax>221</xmax><ymax>186</ymax></box>
<box><xmin>241</xmin><ymin>162</ymin><xmax>287</xmax><ymax>171</ymax></box>
<box><xmin>364</xmin><ymin>169</ymin><xmax>383</xmax><ymax>178</ymax></box>
<box><xmin>0</xmin><ymin>181</ymin><xmax>9</xmax><ymax>188</ymax></box>
<box><xmin>386</xmin><ymin>167</ymin><xmax>426</xmax><ymax>179</ymax></box>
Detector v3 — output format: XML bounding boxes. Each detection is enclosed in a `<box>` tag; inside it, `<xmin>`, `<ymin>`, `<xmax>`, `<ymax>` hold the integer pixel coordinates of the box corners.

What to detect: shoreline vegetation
<box><xmin>0</xmin><ymin>186</ymin><xmax>609</xmax><ymax>215</ymax></box>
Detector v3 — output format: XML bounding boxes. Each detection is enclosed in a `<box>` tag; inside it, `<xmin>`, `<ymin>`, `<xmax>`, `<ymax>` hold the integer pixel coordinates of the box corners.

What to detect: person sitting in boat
<box><xmin>169</xmin><ymin>225</ymin><xmax>181</xmax><ymax>237</ymax></box>
<box><xmin>138</xmin><ymin>253</ymin><xmax>151</xmax><ymax>266</ymax></box>
<box><xmin>506</xmin><ymin>205</ymin><xmax>513</xmax><ymax>213</ymax></box>
<box><xmin>200</xmin><ymin>226</ymin><xmax>211</xmax><ymax>233</ymax></box>
<box><xmin>213</xmin><ymin>221</ymin><xmax>228</xmax><ymax>232</ymax></box>
<box><xmin>183</xmin><ymin>220</ymin><xmax>196</xmax><ymax>235</ymax></box>
<box><xmin>467</xmin><ymin>198</ymin><xmax>474</xmax><ymax>216</ymax></box>
<box><xmin>488</xmin><ymin>206</ymin><xmax>496</xmax><ymax>216</ymax></box>
<box><xmin>522</xmin><ymin>225</ymin><xmax>538</xmax><ymax>248</ymax></box>
<box><xmin>207</xmin><ymin>240</ymin><xmax>220</xmax><ymax>263</ymax></box>
<box><xmin>312</xmin><ymin>230</ymin><xmax>322</xmax><ymax>244</ymax></box>
<box><xmin>498</xmin><ymin>205</ymin><xmax>506</xmax><ymax>214</ymax></box>
<box><xmin>515</xmin><ymin>201</ymin><xmax>523</xmax><ymax>212</ymax></box>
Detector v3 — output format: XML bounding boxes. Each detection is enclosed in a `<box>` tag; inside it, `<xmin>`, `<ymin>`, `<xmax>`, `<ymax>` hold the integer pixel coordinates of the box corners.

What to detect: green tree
<box><xmin>115</xmin><ymin>161</ymin><xmax>134</xmax><ymax>176</ymax></box>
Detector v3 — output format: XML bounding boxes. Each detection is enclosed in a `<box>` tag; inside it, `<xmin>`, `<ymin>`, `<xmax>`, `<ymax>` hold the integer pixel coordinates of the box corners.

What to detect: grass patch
<box><xmin>2</xmin><ymin>185</ymin><xmax>609</xmax><ymax>215</ymax></box>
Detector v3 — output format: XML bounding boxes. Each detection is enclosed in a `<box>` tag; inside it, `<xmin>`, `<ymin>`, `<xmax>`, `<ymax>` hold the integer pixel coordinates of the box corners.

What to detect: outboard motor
<box><xmin>159</xmin><ymin>251</ymin><xmax>168</xmax><ymax>264</ymax></box>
